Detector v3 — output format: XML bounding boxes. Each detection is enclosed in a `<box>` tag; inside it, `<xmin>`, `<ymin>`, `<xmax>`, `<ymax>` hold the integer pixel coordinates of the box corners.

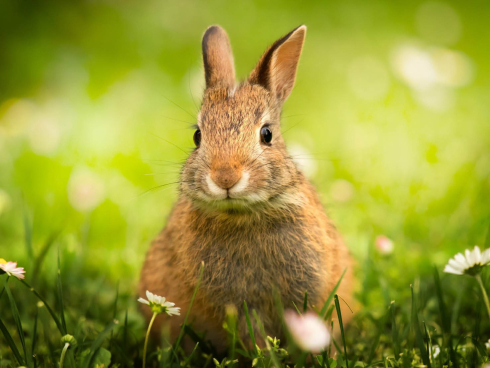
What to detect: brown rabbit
<box><xmin>139</xmin><ymin>25</ymin><xmax>354</xmax><ymax>351</ymax></box>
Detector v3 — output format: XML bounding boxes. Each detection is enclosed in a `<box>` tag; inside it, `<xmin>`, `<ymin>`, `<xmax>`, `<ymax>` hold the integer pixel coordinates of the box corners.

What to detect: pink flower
<box><xmin>0</xmin><ymin>259</ymin><xmax>26</xmax><ymax>279</ymax></box>
<box><xmin>375</xmin><ymin>235</ymin><xmax>394</xmax><ymax>254</ymax></box>
<box><xmin>284</xmin><ymin>310</ymin><xmax>330</xmax><ymax>353</ymax></box>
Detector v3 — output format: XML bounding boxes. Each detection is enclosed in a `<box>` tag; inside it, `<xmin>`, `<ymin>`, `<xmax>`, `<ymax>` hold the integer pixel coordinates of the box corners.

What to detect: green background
<box><xmin>1</xmin><ymin>0</ymin><xmax>489</xmax><ymax>309</ymax></box>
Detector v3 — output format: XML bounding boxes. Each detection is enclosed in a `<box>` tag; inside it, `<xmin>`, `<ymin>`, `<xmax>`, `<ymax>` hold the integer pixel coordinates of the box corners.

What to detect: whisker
<box><xmin>138</xmin><ymin>180</ymin><xmax>193</xmax><ymax>197</ymax></box>
<box><xmin>161</xmin><ymin>95</ymin><xmax>196</xmax><ymax>119</ymax></box>
<box><xmin>149</xmin><ymin>133</ymin><xmax>191</xmax><ymax>156</ymax></box>
<box><xmin>188</xmin><ymin>63</ymin><xmax>201</xmax><ymax>113</ymax></box>
<box><xmin>282</xmin><ymin>120</ymin><xmax>304</xmax><ymax>135</ymax></box>
<box><xmin>160</xmin><ymin>115</ymin><xmax>195</xmax><ymax>125</ymax></box>
<box><xmin>249</xmin><ymin>147</ymin><xmax>270</xmax><ymax>167</ymax></box>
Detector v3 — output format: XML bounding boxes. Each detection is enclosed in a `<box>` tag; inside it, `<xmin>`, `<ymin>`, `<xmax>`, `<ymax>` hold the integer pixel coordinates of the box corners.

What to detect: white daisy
<box><xmin>0</xmin><ymin>259</ymin><xmax>26</xmax><ymax>279</ymax></box>
<box><xmin>444</xmin><ymin>246</ymin><xmax>490</xmax><ymax>276</ymax></box>
<box><xmin>138</xmin><ymin>290</ymin><xmax>180</xmax><ymax>316</ymax></box>
<box><xmin>284</xmin><ymin>310</ymin><xmax>330</xmax><ymax>353</ymax></box>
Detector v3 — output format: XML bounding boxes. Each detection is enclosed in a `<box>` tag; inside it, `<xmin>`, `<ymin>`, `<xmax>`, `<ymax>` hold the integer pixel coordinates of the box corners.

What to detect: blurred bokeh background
<box><xmin>1</xmin><ymin>0</ymin><xmax>489</xmax><ymax>305</ymax></box>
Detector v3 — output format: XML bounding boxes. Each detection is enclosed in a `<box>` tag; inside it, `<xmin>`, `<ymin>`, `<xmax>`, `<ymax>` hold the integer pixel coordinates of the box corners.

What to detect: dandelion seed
<box><xmin>138</xmin><ymin>290</ymin><xmax>180</xmax><ymax>316</ymax></box>
<box><xmin>0</xmin><ymin>259</ymin><xmax>26</xmax><ymax>279</ymax></box>
<box><xmin>284</xmin><ymin>310</ymin><xmax>330</xmax><ymax>353</ymax></box>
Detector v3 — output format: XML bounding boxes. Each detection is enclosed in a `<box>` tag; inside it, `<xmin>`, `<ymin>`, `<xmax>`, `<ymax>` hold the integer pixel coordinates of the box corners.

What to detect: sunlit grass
<box><xmin>1</xmin><ymin>228</ymin><xmax>490</xmax><ymax>367</ymax></box>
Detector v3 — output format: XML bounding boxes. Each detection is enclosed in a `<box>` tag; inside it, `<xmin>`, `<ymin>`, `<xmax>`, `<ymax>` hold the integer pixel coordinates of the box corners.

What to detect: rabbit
<box><xmin>139</xmin><ymin>24</ymin><xmax>354</xmax><ymax>352</ymax></box>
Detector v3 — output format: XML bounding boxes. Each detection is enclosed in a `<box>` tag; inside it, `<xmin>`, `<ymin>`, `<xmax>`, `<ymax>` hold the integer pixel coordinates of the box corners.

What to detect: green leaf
<box><xmin>81</xmin><ymin>319</ymin><xmax>118</xmax><ymax>368</ymax></box>
<box><xmin>93</xmin><ymin>347</ymin><xmax>111</xmax><ymax>368</ymax></box>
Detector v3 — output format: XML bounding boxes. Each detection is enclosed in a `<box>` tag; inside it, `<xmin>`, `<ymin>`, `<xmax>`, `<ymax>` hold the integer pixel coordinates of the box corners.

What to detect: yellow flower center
<box><xmin>0</xmin><ymin>258</ymin><xmax>6</xmax><ymax>265</ymax></box>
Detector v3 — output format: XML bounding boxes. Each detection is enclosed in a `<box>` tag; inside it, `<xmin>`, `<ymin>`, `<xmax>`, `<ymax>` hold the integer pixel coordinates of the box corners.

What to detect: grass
<box><xmin>1</xmin><ymin>223</ymin><xmax>490</xmax><ymax>368</ymax></box>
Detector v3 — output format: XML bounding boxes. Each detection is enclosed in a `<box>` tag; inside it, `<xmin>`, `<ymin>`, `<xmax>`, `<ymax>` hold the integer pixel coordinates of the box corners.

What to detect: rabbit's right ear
<box><xmin>202</xmin><ymin>25</ymin><xmax>236</xmax><ymax>89</ymax></box>
<box><xmin>249</xmin><ymin>25</ymin><xmax>306</xmax><ymax>104</ymax></box>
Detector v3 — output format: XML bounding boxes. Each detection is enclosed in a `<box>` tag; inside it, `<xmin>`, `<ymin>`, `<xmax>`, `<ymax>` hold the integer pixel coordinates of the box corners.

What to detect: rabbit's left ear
<box><xmin>249</xmin><ymin>25</ymin><xmax>306</xmax><ymax>104</ymax></box>
<box><xmin>202</xmin><ymin>25</ymin><xmax>236</xmax><ymax>89</ymax></box>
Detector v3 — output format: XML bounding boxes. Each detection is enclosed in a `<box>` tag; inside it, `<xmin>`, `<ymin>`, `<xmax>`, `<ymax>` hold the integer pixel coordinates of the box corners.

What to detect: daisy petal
<box><xmin>454</xmin><ymin>253</ymin><xmax>470</xmax><ymax>268</ymax></box>
<box><xmin>481</xmin><ymin>248</ymin><xmax>490</xmax><ymax>264</ymax></box>
<box><xmin>474</xmin><ymin>246</ymin><xmax>482</xmax><ymax>263</ymax></box>
<box><xmin>138</xmin><ymin>298</ymin><xmax>150</xmax><ymax>305</ymax></box>
<box><xmin>444</xmin><ymin>265</ymin><xmax>463</xmax><ymax>275</ymax></box>
<box><xmin>448</xmin><ymin>259</ymin><xmax>465</xmax><ymax>272</ymax></box>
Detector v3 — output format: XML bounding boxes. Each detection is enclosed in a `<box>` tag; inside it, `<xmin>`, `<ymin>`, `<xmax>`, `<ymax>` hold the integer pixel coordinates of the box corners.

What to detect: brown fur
<box><xmin>139</xmin><ymin>25</ymin><xmax>354</xmax><ymax>351</ymax></box>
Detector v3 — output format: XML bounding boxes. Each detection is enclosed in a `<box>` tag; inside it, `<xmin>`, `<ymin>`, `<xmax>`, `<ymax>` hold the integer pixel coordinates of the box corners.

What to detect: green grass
<box><xmin>1</xmin><ymin>226</ymin><xmax>490</xmax><ymax>367</ymax></box>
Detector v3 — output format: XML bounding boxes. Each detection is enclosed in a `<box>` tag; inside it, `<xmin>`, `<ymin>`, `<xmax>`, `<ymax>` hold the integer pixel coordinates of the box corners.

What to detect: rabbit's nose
<box><xmin>210</xmin><ymin>167</ymin><xmax>242</xmax><ymax>190</ymax></box>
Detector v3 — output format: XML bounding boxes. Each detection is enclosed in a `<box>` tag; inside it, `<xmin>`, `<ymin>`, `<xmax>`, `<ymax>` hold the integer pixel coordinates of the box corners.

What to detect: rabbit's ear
<box><xmin>249</xmin><ymin>25</ymin><xmax>306</xmax><ymax>103</ymax></box>
<box><xmin>202</xmin><ymin>25</ymin><xmax>236</xmax><ymax>89</ymax></box>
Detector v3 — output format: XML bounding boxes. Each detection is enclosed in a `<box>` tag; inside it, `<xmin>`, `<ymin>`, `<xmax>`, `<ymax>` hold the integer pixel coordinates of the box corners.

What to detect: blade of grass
<box><xmin>243</xmin><ymin>300</ymin><xmax>257</xmax><ymax>355</ymax></box>
<box><xmin>81</xmin><ymin>319</ymin><xmax>119</xmax><ymax>368</ymax></box>
<box><xmin>19</xmin><ymin>279</ymin><xmax>65</xmax><ymax>335</ymax></box>
<box><xmin>183</xmin><ymin>324</ymin><xmax>215</xmax><ymax>355</ymax></box>
<box><xmin>390</xmin><ymin>301</ymin><xmax>400</xmax><ymax>361</ymax></box>
<box><xmin>31</xmin><ymin>309</ymin><xmax>38</xmax><ymax>362</ymax></box>
<box><xmin>303</xmin><ymin>290</ymin><xmax>308</xmax><ymax>313</ymax></box>
<box><xmin>424</xmin><ymin>322</ymin><xmax>432</xmax><ymax>364</ymax></box>
<box><xmin>252</xmin><ymin>310</ymin><xmax>281</xmax><ymax>368</ymax></box>
<box><xmin>183</xmin><ymin>342</ymin><xmax>199</xmax><ymax>367</ymax></box>
<box><xmin>334</xmin><ymin>295</ymin><xmax>349</xmax><ymax>368</ymax></box>
<box><xmin>123</xmin><ymin>309</ymin><xmax>128</xmax><ymax>353</ymax></box>
<box><xmin>23</xmin><ymin>205</ymin><xmax>34</xmax><ymax>261</ymax></box>
<box><xmin>171</xmin><ymin>261</ymin><xmax>205</xmax><ymax>365</ymax></box>
<box><xmin>367</xmin><ymin>328</ymin><xmax>381</xmax><ymax>365</ymax></box>
<box><xmin>410</xmin><ymin>284</ymin><xmax>430</xmax><ymax>367</ymax></box>
<box><xmin>226</xmin><ymin>307</ymin><xmax>238</xmax><ymax>367</ymax></box>
<box><xmin>32</xmin><ymin>231</ymin><xmax>60</xmax><ymax>282</ymax></box>
<box><xmin>4</xmin><ymin>279</ymin><xmax>28</xmax><ymax>365</ymax></box>
<box><xmin>472</xmin><ymin>300</ymin><xmax>482</xmax><ymax>367</ymax></box>
<box><xmin>0</xmin><ymin>316</ymin><xmax>25</xmax><ymax>366</ymax></box>
<box><xmin>57</xmin><ymin>249</ymin><xmax>67</xmax><ymax>335</ymax></box>
<box><xmin>320</xmin><ymin>269</ymin><xmax>347</xmax><ymax>318</ymax></box>
<box><xmin>433</xmin><ymin>268</ymin><xmax>458</xmax><ymax>367</ymax></box>
<box><xmin>291</xmin><ymin>301</ymin><xmax>302</xmax><ymax>315</ymax></box>
<box><xmin>433</xmin><ymin>268</ymin><xmax>450</xmax><ymax>332</ymax></box>
<box><xmin>110</xmin><ymin>281</ymin><xmax>119</xmax><ymax>349</ymax></box>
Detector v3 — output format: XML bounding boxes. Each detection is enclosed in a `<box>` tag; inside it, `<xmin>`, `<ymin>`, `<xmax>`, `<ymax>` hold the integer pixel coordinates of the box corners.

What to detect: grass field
<box><xmin>1</xmin><ymin>0</ymin><xmax>490</xmax><ymax>366</ymax></box>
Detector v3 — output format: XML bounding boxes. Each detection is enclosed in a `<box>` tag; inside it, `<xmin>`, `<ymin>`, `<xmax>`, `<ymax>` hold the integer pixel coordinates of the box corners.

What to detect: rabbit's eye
<box><xmin>193</xmin><ymin>129</ymin><xmax>201</xmax><ymax>147</ymax></box>
<box><xmin>260</xmin><ymin>126</ymin><xmax>272</xmax><ymax>144</ymax></box>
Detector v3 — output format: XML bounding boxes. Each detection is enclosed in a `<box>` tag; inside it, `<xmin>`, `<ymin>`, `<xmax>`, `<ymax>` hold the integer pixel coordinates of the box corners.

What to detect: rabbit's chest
<box><xmin>189</xmin><ymin>221</ymin><xmax>326</xmax><ymax>311</ymax></box>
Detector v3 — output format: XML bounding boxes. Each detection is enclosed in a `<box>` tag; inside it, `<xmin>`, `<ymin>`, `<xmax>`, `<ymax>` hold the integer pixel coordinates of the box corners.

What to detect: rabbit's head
<box><xmin>181</xmin><ymin>25</ymin><xmax>307</xmax><ymax>211</ymax></box>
